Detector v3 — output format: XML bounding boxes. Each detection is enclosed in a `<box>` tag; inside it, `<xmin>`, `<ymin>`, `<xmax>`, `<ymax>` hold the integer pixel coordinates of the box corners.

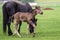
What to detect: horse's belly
<box><xmin>20</xmin><ymin>16</ymin><xmax>27</xmax><ymax>22</ymax></box>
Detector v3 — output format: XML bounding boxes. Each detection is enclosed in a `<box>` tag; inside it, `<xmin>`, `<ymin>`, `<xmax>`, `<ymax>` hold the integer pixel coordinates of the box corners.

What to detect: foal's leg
<box><xmin>13</xmin><ymin>20</ymin><xmax>21</xmax><ymax>37</ymax></box>
<box><xmin>18</xmin><ymin>21</ymin><xmax>22</xmax><ymax>34</ymax></box>
<box><xmin>30</xmin><ymin>22</ymin><xmax>36</xmax><ymax>37</ymax></box>
<box><xmin>31</xmin><ymin>24</ymin><xmax>36</xmax><ymax>37</ymax></box>
<box><xmin>29</xmin><ymin>18</ymin><xmax>37</xmax><ymax>33</ymax></box>
<box><xmin>28</xmin><ymin>21</ymin><xmax>36</xmax><ymax>37</ymax></box>
<box><xmin>26</xmin><ymin>24</ymin><xmax>29</xmax><ymax>36</ymax></box>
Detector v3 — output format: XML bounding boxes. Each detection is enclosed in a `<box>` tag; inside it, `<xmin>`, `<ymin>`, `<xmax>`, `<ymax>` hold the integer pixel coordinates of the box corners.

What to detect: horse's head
<box><xmin>35</xmin><ymin>6</ymin><xmax>43</xmax><ymax>15</ymax></box>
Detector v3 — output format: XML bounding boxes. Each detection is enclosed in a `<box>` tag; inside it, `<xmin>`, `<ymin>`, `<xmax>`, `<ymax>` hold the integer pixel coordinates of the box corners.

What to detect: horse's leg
<box><xmin>29</xmin><ymin>18</ymin><xmax>37</xmax><ymax>33</ymax></box>
<box><xmin>18</xmin><ymin>21</ymin><xmax>22</xmax><ymax>34</ymax></box>
<box><xmin>26</xmin><ymin>24</ymin><xmax>29</xmax><ymax>36</ymax></box>
<box><xmin>7</xmin><ymin>8</ymin><xmax>15</xmax><ymax>35</ymax></box>
<box><xmin>7</xmin><ymin>22</ymin><xmax>13</xmax><ymax>36</ymax></box>
<box><xmin>28</xmin><ymin>21</ymin><xmax>36</xmax><ymax>37</ymax></box>
<box><xmin>13</xmin><ymin>22</ymin><xmax>18</xmax><ymax>35</ymax></box>
<box><xmin>31</xmin><ymin>22</ymin><xmax>36</xmax><ymax>37</ymax></box>
<box><xmin>3</xmin><ymin>15</ymin><xmax>13</xmax><ymax>35</ymax></box>
<box><xmin>13</xmin><ymin>20</ymin><xmax>21</xmax><ymax>37</ymax></box>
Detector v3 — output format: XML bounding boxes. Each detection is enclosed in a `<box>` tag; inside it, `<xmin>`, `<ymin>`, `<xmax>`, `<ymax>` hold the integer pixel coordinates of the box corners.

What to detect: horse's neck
<box><xmin>31</xmin><ymin>10</ymin><xmax>37</xmax><ymax>17</ymax></box>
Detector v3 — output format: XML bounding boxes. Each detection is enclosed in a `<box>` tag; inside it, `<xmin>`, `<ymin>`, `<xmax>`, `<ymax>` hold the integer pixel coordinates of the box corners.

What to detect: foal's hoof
<box><xmin>18</xmin><ymin>35</ymin><xmax>21</xmax><ymax>38</ymax></box>
<box><xmin>8</xmin><ymin>33</ymin><xmax>13</xmax><ymax>36</ymax></box>
<box><xmin>33</xmin><ymin>33</ymin><xmax>35</xmax><ymax>37</ymax></box>
<box><xmin>13</xmin><ymin>34</ymin><xmax>15</xmax><ymax>36</ymax></box>
<box><xmin>33</xmin><ymin>35</ymin><xmax>35</xmax><ymax>37</ymax></box>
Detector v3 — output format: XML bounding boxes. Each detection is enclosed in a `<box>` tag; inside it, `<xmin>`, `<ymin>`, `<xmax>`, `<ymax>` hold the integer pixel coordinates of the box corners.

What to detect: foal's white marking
<box><xmin>26</xmin><ymin>24</ymin><xmax>29</xmax><ymax>36</ymax></box>
<box><xmin>13</xmin><ymin>21</ymin><xmax>21</xmax><ymax>37</ymax></box>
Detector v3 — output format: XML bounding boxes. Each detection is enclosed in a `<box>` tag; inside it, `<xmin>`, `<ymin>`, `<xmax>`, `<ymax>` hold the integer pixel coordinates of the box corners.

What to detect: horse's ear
<box><xmin>35</xmin><ymin>6</ymin><xmax>40</xmax><ymax>9</ymax></box>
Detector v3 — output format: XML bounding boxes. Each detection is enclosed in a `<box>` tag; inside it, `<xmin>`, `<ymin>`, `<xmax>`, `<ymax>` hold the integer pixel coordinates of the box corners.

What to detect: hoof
<box><xmin>18</xmin><ymin>35</ymin><xmax>21</xmax><ymax>38</ymax></box>
<box><xmin>33</xmin><ymin>33</ymin><xmax>35</xmax><ymax>37</ymax></box>
<box><xmin>8</xmin><ymin>33</ymin><xmax>13</xmax><ymax>36</ymax></box>
<box><xmin>33</xmin><ymin>35</ymin><xmax>35</xmax><ymax>37</ymax></box>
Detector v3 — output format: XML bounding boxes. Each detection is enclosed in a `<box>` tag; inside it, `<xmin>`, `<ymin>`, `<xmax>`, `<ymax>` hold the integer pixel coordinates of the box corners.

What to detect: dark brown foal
<box><xmin>11</xmin><ymin>6</ymin><xmax>43</xmax><ymax>37</ymax></box>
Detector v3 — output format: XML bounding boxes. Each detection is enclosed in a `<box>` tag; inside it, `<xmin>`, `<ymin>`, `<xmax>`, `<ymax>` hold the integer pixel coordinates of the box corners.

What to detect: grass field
<box><xmin>0</xmin><ymin>3</ymin><xmax>60</xmax><ymax>40</ymax></box>
<box><xmin>35</xmin><ymin>0</ymin><xmax>60</xmax><ymax>2</ymax></box>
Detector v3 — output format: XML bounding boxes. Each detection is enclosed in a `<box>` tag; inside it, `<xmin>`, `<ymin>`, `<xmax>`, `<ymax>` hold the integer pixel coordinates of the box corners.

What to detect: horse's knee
<box><xmin>31</xmin><ymin>18</ymin><xmax>37</xmax><ymax>26</ymax></box>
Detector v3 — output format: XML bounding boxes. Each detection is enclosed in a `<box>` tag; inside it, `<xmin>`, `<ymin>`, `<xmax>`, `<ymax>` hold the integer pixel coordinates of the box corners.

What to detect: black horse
<box><xmin>2</xmin><ymin>1</ymin><xmax>37</xmax><ymax>35</ymax></box>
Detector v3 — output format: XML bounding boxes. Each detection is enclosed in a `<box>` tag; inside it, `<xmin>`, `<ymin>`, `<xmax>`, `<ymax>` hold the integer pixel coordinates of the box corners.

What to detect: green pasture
<box><xmin>0</xmin><ymin>3</ymin><xmax>60</xmax><ymax>40</ymax></box>
<box><xmin>35</xmin><ymin>0</ymin><xmax>60</xmax><ymax>2</ymax></box>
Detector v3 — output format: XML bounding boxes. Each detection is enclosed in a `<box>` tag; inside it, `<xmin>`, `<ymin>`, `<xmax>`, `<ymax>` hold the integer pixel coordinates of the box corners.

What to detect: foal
<box><xmin>11</xmin><ymin>6</ymin><xmax>43</xmax><ymax>37</ymax></box>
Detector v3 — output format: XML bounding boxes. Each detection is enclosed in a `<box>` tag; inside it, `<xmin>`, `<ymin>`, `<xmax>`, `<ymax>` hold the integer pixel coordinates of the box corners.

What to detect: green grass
<box><xmin>0</xmin><ymin>4</ymin><xmax>60</xmax><ymax>40</ymax></box>
<box><xmin>35</xmin><ymin>0</ymin><xmax>60</xmax><ymax>2</ymax></box>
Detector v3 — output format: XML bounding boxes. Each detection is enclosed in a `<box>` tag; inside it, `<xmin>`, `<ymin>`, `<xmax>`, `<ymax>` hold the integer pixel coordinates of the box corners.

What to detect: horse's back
<box><xmin>15</xmin><ymin>12</ymin><xmax>32</xmax><ymax>21</ymax></box>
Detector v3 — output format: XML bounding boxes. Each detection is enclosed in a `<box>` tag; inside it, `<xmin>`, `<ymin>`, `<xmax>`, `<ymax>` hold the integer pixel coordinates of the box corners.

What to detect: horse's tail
<box><xmin>2</xmin><ymin>3</ymin><xmax>7</xmax><ymax>33</ymax></box>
